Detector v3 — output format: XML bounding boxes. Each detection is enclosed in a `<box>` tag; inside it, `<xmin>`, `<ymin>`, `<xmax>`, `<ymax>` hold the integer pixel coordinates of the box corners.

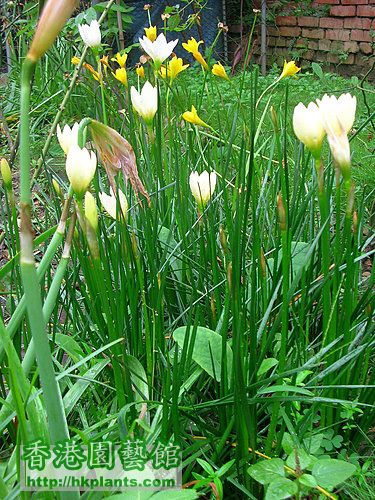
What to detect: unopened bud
<box><xmin>52</xmin><ymin>178</ymin><xmax>63</xmax><ymax>198</ymax></box>
<box><xmin>277</xmin><ymin>193</ymin><xmax>286</xmax><ymax>231</ymax></box>
<box><xmin>131</xmin><ymin>232</ymin><xmax>139</xmax><ymax>259</ymax></box>
<box><xmin>85</xmin><ymin>192</ymin><xmax>98</xmax><ymax>233</ymax></box>
<box><xmin>210</xmin><ymin>295</ymin><xmax>216</xmax><ymax>321</ymax></box>
<box><xmin>28</xmin><ymin>0</ymin><xmax>78</xmax><ymax>62</ymax></box>
<box><xmin>352</xmin><ymin>210</ymin><xmax>358</xmax><ymax>234</ymax></box>
<box><xmin>270</xmin><ymin>106</ymin><xmax>279</xmax><ymax>133</ymax></box>
<box><xmin>1</xmin><ymin>158</ymin><xmax>12</xmax><ymax>190</ymax></box>
<box><xmin>219</xmin><ymin>226</ymin><xmax>227</xmax><ymax>254</ymax></box>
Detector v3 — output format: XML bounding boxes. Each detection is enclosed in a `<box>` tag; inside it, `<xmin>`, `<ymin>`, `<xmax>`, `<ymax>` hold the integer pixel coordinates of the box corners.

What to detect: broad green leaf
<box><xmin>258</xmin><ymin>358</ymin><xmax>278</xmax><ymax>376</ymax></box>
<box><xmin>248</xmin><ymin>458</ymin><xmax>285</xmax><ymax>485</ymax></box>
<box><xmin>268</xmin><ymin>241</ymin><xmax>312</xmax><ymax>281</ymax></box>
<box><xmin>124</xmin><ymin>354</ymin><xmax>149</xmax><ymax>404</ymax></box>
<box><xmin>281</xmin><ymin>433</ymin><xmax>295</xmax><ymax>455</ymax></box>
<box><xmin>158</xmin><ymin>226</ymin><xmax>182</xmax><ymax>282</ymax></box>
<box><xmin>299</xmin><ymin>474</ymin><xmax>318</xmax><ymax>488</ymax></box>
<box><xmin>257</xmin><ymin>385</ymin><xmax>313</xmax><ymax>396</ymax></box>
<box><xmin>303</xmin><ymin>434</ymin><xmax>324</xmax><ymax>454</ymax></box>
<box><xmin>311</xmin><ymin>459</ymin><xmax>356</xmax><ymax>489</ymax></box>
<box><xmin>53</xmin><ymin>333</ymin><xmax>85</xmax><ymax>363</ymax></box>
<box><xmin>265</xmin><ymin>477</ymin><xmax>298</xmax><ymax>500</ymax></box>
<box><xmin>173</xmin><ymin>326</ymin><xmax>232</xmax><ymax>383</ymax></box>
<box><xmin>286</xmin><ymin>449</ymin><xmax>314</xmax><ymax>471</ymax></box>
<box><xmin>63</xmin><ymin>359</ymin><xmax>109</xmax><ymax>416</ymax></box>
<box><xmin>311</xmin><ymin>62</ymin><xmax>324</xmax><ymax>80</ymax></box>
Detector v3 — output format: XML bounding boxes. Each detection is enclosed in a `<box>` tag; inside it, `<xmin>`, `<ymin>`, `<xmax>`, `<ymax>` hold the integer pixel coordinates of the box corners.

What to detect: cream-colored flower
<box><xmin>293</xmin><ymin>102</ymin><xmax>325</xmax><ymax>158</ymax></box>
<box><xmin>66</xmin><ymin>146</ymin><xmax>97</xmax><ymax>197</ymax></box>
<box><xmin>317</xmin><ymin>93</ymin><xmax>356</xmax><ymax>177</ymax></box>
<box><xmin>139</xmin><ymin>33</ymin><xmax>178</xmax><ymax>68</ymax></box>
<box><xmin>130</xmin><ymin>81</ymin><xmax>158</xmax><ymax>125</ymax></box>
<box><xmin>99</xmin><ymin>188</ymin><xmax>128</xmax><ymax>220</ymax></box>
<box><xmin>57</xmin><ymin>122</ymin><xmax>79</xmax><ymax>155</ymax></box>
<box><xmin>78</xmin><ymin>20</ymin><xmax>101</xmax><ymax>47</ymax></box>
<box><xmin>189</xmin><ymin>170</ymin><xmax>217</xmax><ymax>209</ymax></box>
<box><xmin>84</xmin><ymin>192</ymin><xmax>98</xmax><ymax>232</ymax></box>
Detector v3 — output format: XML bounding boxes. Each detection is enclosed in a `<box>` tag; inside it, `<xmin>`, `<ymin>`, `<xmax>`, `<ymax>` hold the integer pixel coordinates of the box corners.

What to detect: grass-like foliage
<box><xmin>0</xmin><ymin>1</ymin><xmax>374</xmax><ymax>499</ymax></box>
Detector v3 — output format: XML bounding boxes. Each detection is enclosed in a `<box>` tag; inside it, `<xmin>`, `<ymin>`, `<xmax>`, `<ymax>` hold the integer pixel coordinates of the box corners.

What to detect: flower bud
<box><xmin>85</xmin><ymin>192</ymin><xmax>98</xmax><ymax>232</ymax></box>
<box><xmin>130</xmin><ymin>81</ymin><xmax>157</xmax><ymax>126</ymax></box>
<box><xmin>99</xmin><ymin>189</ymin><xmax>128</xmax><ymax>220</ymax></box>
<box><xmin>28</xmin><ymin>0</ymin><xmax>78</xmax><ymax>62</ymax></box>
<box><xmin>52</xmin><ymin>178</ymin><xmax>63</xmax><ymax>198</ymax></box>
<box><xmin>57</xmin><ymin>122</ymin><xmax>79</xmax><ymax>155</ymax></box>
<box><xmin>66</xmin><ymin>146</ymin><xmax>97</xmax><ymax>198</ymax></box>
<box><xmin>277</xmin><ymin>193</ymin><xmax>286</xmax><ymax>232</ymax></box>
<box><xmin>1</xmin><ymin>158</ymin><xmax>12</xmax><ymax>191</ymax></box>
<box><xmin>293</xmin><ymin>102</ymin><xmax>325</xmax><ymax>159</ymax></box>
<box><xmin>189</xmin><ymin>171</ymin><xmax>217</xmax><ymax>210</ymax></box>
<box><xmin>78</xmin><ymin>20</ymin><xmax>101</xmax><ymax>48</ymax></box>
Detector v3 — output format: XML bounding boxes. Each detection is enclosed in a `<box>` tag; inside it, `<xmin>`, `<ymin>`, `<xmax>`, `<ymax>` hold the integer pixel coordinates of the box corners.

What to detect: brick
<box><xmin>359</xmin><ymin>42</ymin><xmax>373</xmax><ymax>54</ymax></box>
<box><xmin>268</xmin><ymin>27</ymin><xmax>279</xmax><ymax>36</ymax></box>
<box><xmin>316</xmin><ymin>51</ymin><xmax>328</xmax><ymax>62</ymax></box>
<box><xmin>327</xmin><ymin>53</ymin><xmax>340</xmax><ymax>64</ymax></box>
<box><xmin>341</xmin><ymin>54</ymin><xmax>355</xmax><ymax>65</ymax></box>
<box><xmin>351</xmin><ymin>29</ymin><xmax>371</xmax><ymax>42</ymax></box>
<box><xmin>357</xmin><ymin>5</ymin><xmax>375</xmax><ymax>15</ymax></box>
<box><xmin>325</xmin><ymin>29</ymin><xmax>350</xmax><ymax>41</ymax></box>
<box><xmin>342</xmin><ymin>0</ymin><xmax>368</xmax><ymax>4</ymax></box>
<box><xmin>343</xmin><ymin>17</ymin><xmax>371</xmax><ymax>30</ymax></box>
<box><xmin>344</xmin><ymin>41</ymin><xmax>359</xmax><ymax>53</ymax></box>
<box><xmin>308</xmin><ymin>40</ymin><xmax>318</xmax><ymax>50</ymax></box>
<box><xmin>319</xmin><ymin>39</ymin><xmax>331</xmax><ymax>51</ymax></box>
<box><xmin>279</xmin><ymin>26</ymin><xmax>301</xmax><ymax>37</ymax></box>
<box><xmin>268</xmin><ymin>36</ymin><xmax>276</xmax><ymax>46</ymax></box>
<box><xmin>331</xmin><ymin>41</ymin><xmax>344</xmax><ymax>51</ymax></box>
<box><xmin>298</xmin><ymin>16</ymin><xmax>319</xmax><ymax>27</ymax></box>
<box><xmin>302</xmin><ymin>28</ymin><xmax>324</xmax><ymax>39</ymax></box>
<box><xmin>316</xmin><ymin>0</ymin><xmax>339</xmax><ymax>4</ymax></box>
<box><xmin>304</xmin><ymin>50</ymin><xmax>316</xmax><ymax>61</ymax></box>
<box><xmin>275</xmin><ymin>38</ymin><xmax>287</xmax><ymax>47</ymax></box>
<box><xmin>355</xmin><ymin>54</ymin><xmax>368</xmax><ymax>66</ymax></box>
<box><xmin>275</xmin><ymin>16</ymin><xmax>297</xmax><ymax>27</ymax></box>
<box><xmin>319</xmin><ymin>17</ymin><xmax>343</xmax><ymax>29</ymax></box>
<box><xmin>330</xmin><ymin>6</ymin><xmax>356</xmax><ymax>16</ymax></box>
<box><xmin>296</xmin><ymin>38</ymin><xmax>308</xmax><ymax>47</ymax></box>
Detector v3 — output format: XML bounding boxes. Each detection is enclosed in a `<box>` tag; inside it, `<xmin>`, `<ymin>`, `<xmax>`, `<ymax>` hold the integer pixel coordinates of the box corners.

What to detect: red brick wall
<box><xmin>261</xmin><ymin>0</ymin><xmax>375</xmax><ymax>76</ymax></box>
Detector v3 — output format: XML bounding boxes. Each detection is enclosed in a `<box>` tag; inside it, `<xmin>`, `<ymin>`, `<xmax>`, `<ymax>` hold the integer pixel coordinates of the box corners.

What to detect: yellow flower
<box><xmin>159</xmin><ymin>65</ymin><xmax>167</xmax><ymax>79</ymax></box>
<box><xmin>280</xmin><ymin>60</ymin><xmax>300</xmax><ymax>79</ymax></box>
<box><xmin>182</xmin><ymin>37</ymin><xmax>208</xmax><ymax>70</ymax></box>
<box><xmin>182</xmin><ymin>37</ymin><xmax>203</xmax><ymax>54</ymax></box>
<box><xmin>113</xmin><ymin>67</ymin><xmax>128</xmax><ymax>87</ymax></box>
<box><xmin>144</xmin><ymin>25</ymin><xmax>157</xmax><ymax>42</ymax></box>
<box><xmin>182</xmin><ymin>105</ymin><xmax>209</xmax><ymax>128</ymax></box>
<box><xmin>83</xmin><ymin>62</ymin><xmax>101</xmax><ymax>82</ymax></box>
<box><xmin>112</xmin><ymin>51</ymin><xmax>127</xmax><ymax>68</ymax></box>
<box><xmin>71</xmin><ymin>56</ymin><xmax>80</xmax><ymax>66</ymax></box>
<box><xmin>168</xmin><ymin>56</ymin><xmax>189</xmax><ymax>81</ymax></box>
<box><xmin>136</xmin><ymin>65</ymin><xmax>145</xmax><ymax>79</ymax></box>
<box><xmin>212</xmin><ymin>61</ymin><xmax>229</xmax><ymax>81</ymax></box>
<box><xmin>100</xmin><ymin>55</ymin><xmax>110</xmax><ymax>68</ymax></box>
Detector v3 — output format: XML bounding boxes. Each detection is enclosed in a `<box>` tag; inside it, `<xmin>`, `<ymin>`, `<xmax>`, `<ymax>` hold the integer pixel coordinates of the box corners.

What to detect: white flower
<box><xmin>78</xmin><ymin>20</ymin><xmax>101</xmax><ymax>48</ymax></box>
<box><xmin>66</xmin><ymin>146</ymin><xmax>97</xmax><ymax>197</ymax></box>
<box><xmin>99</xmin><ymin>188</ymin><xmax>128</xmax><ymax>220</ymax></box>
<box><xmin>189</xmin><ymin>170</ymin><xmax>217</xmax><ymax>208</ymax></box>
<box><xmin>317</xmin><ymin>93</ymin><xmax>356</xmax><ymax>177</ymax></box>
<box><xmin>139</xmin><ymin>33</ymin><xmax>178</xmax><ymax>67</ymax></box>
<box><xmin>293</xmin><ymin>102</ymin><xmax>325</xmax><ymax>158</ymax></box>
<box><xmin>130</xmin><ymin>81</ymin><xmax>158</xmax><ymax>125</ymax></box>
<box><xmin>57</xmin><ymin>122</ymin><xmax>79</xmax><ymax>155</ymax></box>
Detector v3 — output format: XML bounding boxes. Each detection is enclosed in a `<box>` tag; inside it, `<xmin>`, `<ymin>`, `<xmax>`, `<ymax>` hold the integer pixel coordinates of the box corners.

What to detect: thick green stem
<box><xmin>20</xmin><ymin>56</ymin><xmax>70</xmax><ymax>445</ymax></box>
